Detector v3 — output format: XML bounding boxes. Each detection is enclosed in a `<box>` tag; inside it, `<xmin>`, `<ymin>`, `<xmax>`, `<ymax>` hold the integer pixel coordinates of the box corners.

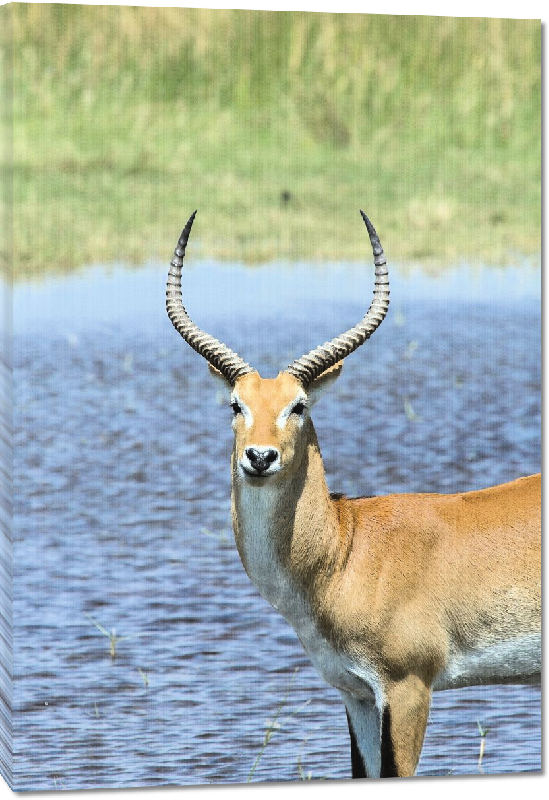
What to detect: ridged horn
<box><xmin>286</xmin><ymin>211</ymin><xmax>389</xmax><ymax>388</ymax></box>
<box><xmin>166</xmin><ymin>211</ymin><xmax>255</xmax><ymax>385</ymax></box>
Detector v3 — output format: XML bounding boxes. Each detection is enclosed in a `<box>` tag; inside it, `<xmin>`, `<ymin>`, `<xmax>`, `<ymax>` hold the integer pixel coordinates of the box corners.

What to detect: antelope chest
<box><xmin>234</xmin><ymin>483</ymin><xmax>381</xmax><ymax>704</ymax></box>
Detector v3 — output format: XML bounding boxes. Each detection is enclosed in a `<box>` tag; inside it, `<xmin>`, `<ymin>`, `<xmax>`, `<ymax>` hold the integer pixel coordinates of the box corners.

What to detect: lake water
<box><xmin>8</xmin><ymin>258</ymin><xmax>541</xmax><ymax>789</ymax></box>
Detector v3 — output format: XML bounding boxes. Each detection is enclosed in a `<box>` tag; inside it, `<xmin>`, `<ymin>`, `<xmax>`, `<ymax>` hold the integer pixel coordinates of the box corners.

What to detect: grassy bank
<box><xmin>2</xmin><ymin>4</ymin><xmax>541</xmax><ymax>277</ymax></box>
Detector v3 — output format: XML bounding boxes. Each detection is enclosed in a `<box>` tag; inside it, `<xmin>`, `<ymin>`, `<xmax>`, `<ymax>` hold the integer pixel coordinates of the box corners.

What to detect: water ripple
<box><xmin>11</xmin><ymin>262</ymin><xmax>540</xmax><ymax>788</ymax></box>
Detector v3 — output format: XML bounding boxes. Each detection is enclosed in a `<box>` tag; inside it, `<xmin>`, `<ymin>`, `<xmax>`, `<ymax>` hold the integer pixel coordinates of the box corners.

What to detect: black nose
<box><xmin>245</xmin><ymin>447</ymin><xmax>278</xmax><ymax>473</ymax></box>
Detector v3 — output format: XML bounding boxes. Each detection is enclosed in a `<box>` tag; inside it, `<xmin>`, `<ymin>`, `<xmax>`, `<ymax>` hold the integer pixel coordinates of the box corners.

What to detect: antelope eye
<box><xmin>231</xmin><ymin>402</ymin><xmax>242</xmax><ymax>415</ymax></box>
<box><xmin>291</xmin><ymin>402</ymin><xmax>306</xmax><ymax>416</ymax></box>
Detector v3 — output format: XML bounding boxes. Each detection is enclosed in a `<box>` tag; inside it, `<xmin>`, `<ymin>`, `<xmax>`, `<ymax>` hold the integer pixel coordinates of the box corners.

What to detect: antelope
<box><xmin>166</xmin><ymin>211</ymin><xmax>541</xmax><ymax>779</ymax></box>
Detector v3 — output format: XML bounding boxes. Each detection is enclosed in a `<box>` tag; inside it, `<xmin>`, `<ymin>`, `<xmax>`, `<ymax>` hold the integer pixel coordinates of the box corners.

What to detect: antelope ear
<box><xmin>308</xmin><ymin>362</ymin><xmax>343</xmax><ymax>406</ymax></box>
<box><xmin>208</xmin><ymin>363</ymin><xmax>232</xmax><ymax>394</ymax></box>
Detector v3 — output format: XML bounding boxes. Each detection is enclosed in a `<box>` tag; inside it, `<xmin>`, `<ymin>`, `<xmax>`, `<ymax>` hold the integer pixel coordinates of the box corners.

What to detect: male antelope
<box><xmin>166</xmin><ymin>211</ymin><xmax>541</xmax><ymax>779</ymax></box>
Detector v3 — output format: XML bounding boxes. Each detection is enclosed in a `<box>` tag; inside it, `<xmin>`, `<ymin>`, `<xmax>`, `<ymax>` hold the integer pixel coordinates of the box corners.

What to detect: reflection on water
<box><xmin>11</xmin><ymin>260</ymin><xmax>540</xmax><ymax>789</ymax></box>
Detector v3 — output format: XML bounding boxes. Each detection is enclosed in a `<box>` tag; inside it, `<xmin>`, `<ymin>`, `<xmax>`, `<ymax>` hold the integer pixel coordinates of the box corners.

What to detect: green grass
<box><xmin>1</xmin><ymin>4</ymin><xmax>541</xmax><ymax>278</ymax></box>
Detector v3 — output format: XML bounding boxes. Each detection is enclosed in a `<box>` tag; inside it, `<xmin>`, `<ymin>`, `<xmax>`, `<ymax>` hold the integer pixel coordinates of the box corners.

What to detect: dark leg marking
<box><xmin>380</xmin><ymin>705</ymin><xmax>398</xmax><ymax>778</ymax></box>
<box><xmin>346</xmin><ymin>710</ymin><xmax>368</xmax><ymax>779</ymax></box>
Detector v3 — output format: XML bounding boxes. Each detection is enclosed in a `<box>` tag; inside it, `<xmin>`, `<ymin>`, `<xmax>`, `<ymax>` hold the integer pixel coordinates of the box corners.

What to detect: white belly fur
<box><xmin>434</xmin><ymin>633</ymin><xmax>541</xmax><ymax>690</ymax></box>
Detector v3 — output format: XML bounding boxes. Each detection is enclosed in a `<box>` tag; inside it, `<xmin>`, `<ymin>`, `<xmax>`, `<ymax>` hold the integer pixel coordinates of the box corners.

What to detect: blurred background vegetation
<box><xmin>1</xmin><ymin>3</ymin><xmax>542</xmax><ymax>277</ymax></box>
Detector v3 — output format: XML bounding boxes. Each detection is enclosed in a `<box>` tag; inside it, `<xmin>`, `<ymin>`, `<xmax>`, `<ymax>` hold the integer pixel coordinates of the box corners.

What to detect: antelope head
<box><xmin>166</xmin><ymin>211</ymin><xmax>389</xmax><ymax>480</ymax></box>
